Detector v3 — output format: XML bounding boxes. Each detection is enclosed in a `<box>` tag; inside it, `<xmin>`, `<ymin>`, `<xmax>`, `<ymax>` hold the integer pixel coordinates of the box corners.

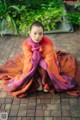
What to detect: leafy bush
<box><xmin>0</xmin><ymin>0</ymin><xmax>65</xmax><ymax>35</ymax></box>
<box><xmin>15</xmin><ymin>0</ymin><xmax>64</xmax><ymax>35</ymax></box>
<box><xmin>0</xmin><ymin>0</ymin><xmax>20</xmax><ymax>35</ymax></box>
<box><xmin>65</xmin><ymin>3</ymin><xmax>80</xmax><ymax>26</ymax></box>
<box><xmin>67</xmin><ymin>12</ymin><xmax>80</xmax><ymax>25</ymax></box>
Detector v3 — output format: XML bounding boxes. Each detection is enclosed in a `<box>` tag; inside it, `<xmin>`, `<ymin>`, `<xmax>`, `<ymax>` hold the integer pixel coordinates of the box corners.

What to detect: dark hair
<box><xmin>30</xmin><ymin>21</ymin><xmax>44</xmax><ymax>31</ymax></box>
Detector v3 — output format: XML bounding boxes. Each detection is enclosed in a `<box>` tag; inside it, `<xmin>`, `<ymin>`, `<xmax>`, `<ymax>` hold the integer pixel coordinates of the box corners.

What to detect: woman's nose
<box><xmin>36</xmin><ymin>34</ymin><xmax>39</xmax><ymax>38</ymax></box>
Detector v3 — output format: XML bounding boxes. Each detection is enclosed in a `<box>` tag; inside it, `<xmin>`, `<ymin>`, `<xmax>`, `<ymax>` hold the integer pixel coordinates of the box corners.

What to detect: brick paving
<box><xmin>0</xmin><ymin>30</ymin><xmax>80</xmax><ymax>120</ymax></box>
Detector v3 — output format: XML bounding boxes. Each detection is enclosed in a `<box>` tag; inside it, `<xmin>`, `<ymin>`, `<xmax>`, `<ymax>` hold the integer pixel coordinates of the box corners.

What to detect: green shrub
<box><xmin>0</xmin><ymin>0</ymin><xmax>20</xmax><ymax>35</ymax></box>
<box><xmin>0</xmin><ymin>0</ymin><xmax>65</xmax><ymax>35</ymax></box>
<box><xmin>67</xmin><ymin>12</ymin><xmax>80</xmax><ymax>25</ymax></box>
<box><xmin>15</xmin><ymin>0</ymin><xmax>64</xmax><ymax>35</ymax></box>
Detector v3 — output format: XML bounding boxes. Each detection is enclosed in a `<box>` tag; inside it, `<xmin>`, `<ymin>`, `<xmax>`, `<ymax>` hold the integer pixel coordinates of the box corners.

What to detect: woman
<box><xmin>0</xmin><ymin>21</ymin><xmax>80</xmax><ymax>98</ymax></box>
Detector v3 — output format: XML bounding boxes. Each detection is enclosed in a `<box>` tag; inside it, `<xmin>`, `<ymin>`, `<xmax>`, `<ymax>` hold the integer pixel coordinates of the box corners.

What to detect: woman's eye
<box><xmin>34</xmin><ymin>33</ymin><xmax>36</xmax><ymax>35</ymax></box>
<box><xmin>39</xmin><ymin>33</ymin><xmax>43</xmax><ymax>35</ymax></box>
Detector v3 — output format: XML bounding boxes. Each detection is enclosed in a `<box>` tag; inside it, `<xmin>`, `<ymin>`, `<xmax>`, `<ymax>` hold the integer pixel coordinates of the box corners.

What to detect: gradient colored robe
<box><xmin>0</xmin><ymin>36</ymin><xmax>80</xmax><ymax>98</ymax></box>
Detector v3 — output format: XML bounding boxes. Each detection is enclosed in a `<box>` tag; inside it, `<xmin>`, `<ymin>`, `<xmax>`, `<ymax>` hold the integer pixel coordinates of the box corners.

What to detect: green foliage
<box><xmin>65</xmin><ymin>1</ymin><xmax>80</xmax><ymax>26</ymax></box>
<box><xmin>67</xmin><ymin>12</ymin><xmax>80</xmax><ymax>25</ymax></box>
<box><xmin>0</xmin><ymin>0</ymin><xmax>65</xmax><ymax>35</ymax></box>
<box><xmin>15</xmin><ymin>0</ymin><xmax>64</xmax><ymax>35</ymax></box>
<box><xmin>0</xmin><ymin>0</ymin><xmax>21</xmax><ymax>35</ymax></box>
<box><xmin>66</xmin><ymin>3</ymin><xmax>80</xmax><ymax>25</ymax></box>
<box><xmin>17</xmin><ymin>7</ymin><xmax>63</xmax><ymax>34</ymax></box>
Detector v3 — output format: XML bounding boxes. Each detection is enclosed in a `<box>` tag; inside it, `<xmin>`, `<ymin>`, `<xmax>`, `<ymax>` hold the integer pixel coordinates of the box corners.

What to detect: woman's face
<box><xmin>29</xmin><ymin>26</ymin><xmax>43</xmax><ymax>43</ymax></box>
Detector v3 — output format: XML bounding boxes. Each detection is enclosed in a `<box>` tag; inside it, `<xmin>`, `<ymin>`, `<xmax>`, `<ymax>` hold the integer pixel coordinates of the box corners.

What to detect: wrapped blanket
<box><xmin>0</xmin><ymin>36</ymin><xmax>80</xmax><ymax>98</ymax></box>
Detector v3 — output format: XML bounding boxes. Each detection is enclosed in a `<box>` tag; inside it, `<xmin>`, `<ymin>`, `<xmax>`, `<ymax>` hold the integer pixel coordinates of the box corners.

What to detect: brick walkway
<box><xmin>0</xmin><ymin>30</ymin><xmax>80</xmax><ymax>120</ymax></box>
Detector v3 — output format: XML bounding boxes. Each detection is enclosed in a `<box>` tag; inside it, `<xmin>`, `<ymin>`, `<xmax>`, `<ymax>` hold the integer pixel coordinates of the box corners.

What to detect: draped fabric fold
<box><xmin>0</xmin><ymin>36</ymin><xmax>80</xmax><ymax>97</ymax></box>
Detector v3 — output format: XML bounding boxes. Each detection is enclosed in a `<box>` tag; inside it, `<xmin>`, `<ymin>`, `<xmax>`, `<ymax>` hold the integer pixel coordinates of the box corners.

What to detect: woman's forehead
<box><xmin>31</xmin><ymin>26</ymin><xmax>43</xmax><ymax>32</ymax></box>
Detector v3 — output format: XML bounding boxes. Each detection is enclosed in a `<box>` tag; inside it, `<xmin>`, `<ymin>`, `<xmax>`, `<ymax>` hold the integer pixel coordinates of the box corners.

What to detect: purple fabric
<box><xmin>5</xmin><ymin>38</ymin><xmax>76</xmax><ymax>92</ymax></box>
